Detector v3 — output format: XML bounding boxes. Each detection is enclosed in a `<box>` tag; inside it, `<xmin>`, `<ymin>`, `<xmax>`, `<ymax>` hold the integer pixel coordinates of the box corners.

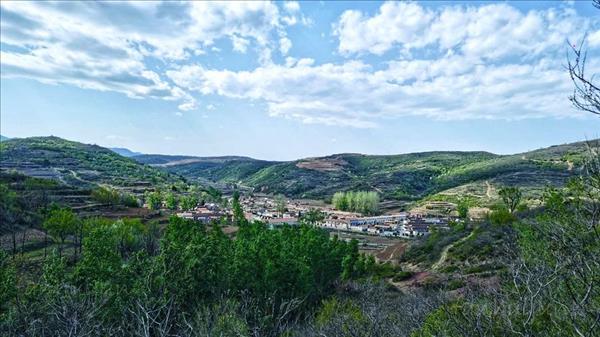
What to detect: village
<box><xmin>176</xmin><ymin>194</ymin><xmax>454</xmax><ymax>239</ymax></box>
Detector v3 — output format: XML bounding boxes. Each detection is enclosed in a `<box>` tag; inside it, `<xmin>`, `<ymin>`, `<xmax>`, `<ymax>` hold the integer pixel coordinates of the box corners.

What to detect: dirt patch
<box><xmin>375</xmin><ymin>241</ymin><xmax>407</xmax><ymax>264</ymax></box>
<box><xmin>296</xmin><ymin>158</ymin><xmax>348</xmax><ymax>172</ymax></box>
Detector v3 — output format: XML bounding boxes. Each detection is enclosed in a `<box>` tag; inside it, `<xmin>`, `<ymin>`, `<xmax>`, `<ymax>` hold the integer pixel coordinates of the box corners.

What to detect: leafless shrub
<box><xmin>567</xmin><ymin>35</ymin><xmax>599</xmax><ymax>116</ymax></box>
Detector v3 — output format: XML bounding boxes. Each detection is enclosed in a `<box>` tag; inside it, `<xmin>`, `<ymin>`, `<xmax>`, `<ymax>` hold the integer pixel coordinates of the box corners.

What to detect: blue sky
<box><xmin>1</xmin><ymin>1</ymin><xmax>599</xmax><ymax>160</ymax></box>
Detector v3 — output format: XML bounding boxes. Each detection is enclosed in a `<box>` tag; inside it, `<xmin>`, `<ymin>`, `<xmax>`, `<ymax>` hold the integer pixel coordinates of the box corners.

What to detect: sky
<box><xmin>1</xmin><ymin>1</ymin><xmax>599</xmax><ymax>161</ymax></box>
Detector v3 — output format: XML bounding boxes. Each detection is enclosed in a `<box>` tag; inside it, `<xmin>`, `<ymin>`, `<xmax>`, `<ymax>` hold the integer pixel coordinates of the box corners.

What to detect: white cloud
<box><xmin>178</xmin><ymin>100</ymin><xmax>197</xmax><ymax>111</ymax></box>
<box><xmin>284</xmin><ymin>2</ymin><xmax>300</xmax><ymax>13</ymax></box>
<box><xmin>1</xmin><ymin>1</ymin><xmax>596</xmax><ymax>127</ymax></box>
<box><xmin>334</xmin><ymin>2</ymin><xmax>434</xmax><ymax>55</ymax></box>
<box><xmin>167</xmin><ymin>53</ymin><xmax>583</xmax><ymax>127</ymax></box>
<box><xmin>231</xmin><ymin>35</ymin><xmax>250</xmax><ymax>53</ymax></box>
<box><xmin>589</xmin><ymin>30</ymin><xmax>600</xmax><ymax>48</ymax></box>
<box><xmin>0</xmin><ymin>1</ymin><xmax>291</xmax><ymax>109</ymax></box>
<box><xmin>334</xmin><ymin>2</ymin><xmax>588</xmax><ymax>59</ymax></box>
<box><xmin>279</xmin><ymin>37</ymin><xmax>292</xmax><ymax>55</ymax></box>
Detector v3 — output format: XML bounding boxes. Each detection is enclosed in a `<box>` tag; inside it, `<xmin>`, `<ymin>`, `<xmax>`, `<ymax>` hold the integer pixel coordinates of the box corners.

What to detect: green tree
<box><xmin>145</xmin><ymin>191</ymin><xmax>163</xmax><ymax>210</ymax></box>
<box><xmin>165</xmin><ymin>193</ymin><xmax>178</xmax><ymax>210</ymax></box>
<box><xmin>43</xmin><ymin>208</ymin><xmax>79</xmax><ymax>257</ymax></box>
<box><xmin>332</xmin><ymin>192</ymin><xmax>348</xmax><ymax>211</ymax></box>
<box><xmin>231</xmin><ymin>191</ymin><xmax>246</xmax><ymax>226</ymax></box>
<box><xmin>275</xmin><ymin>194</ymin><xmax>287</xmax><ymax>216</ymax></box>
<box><xmin>180</xmin><ymin>195</ymin><xmax>198</xmax><ymax>211</ymax></box>
<box><xmin>498</xmin><ymin>186</ymin><xmax>522</xmax><ymax>214</ymax></box>
<box><xmin>456</xmin><ymin>198</ymin><xmax>470</xmax><ymax>219</ymax></box>
<box><xmin>91</xmin><ymin>186</ymin><xmax>120</xmax><ymax>205</ymax></box>
<box><xmin>332</xmin><ymin>191</ymin><xmax>379</xmax><ymax>215</ymax></box>
<box><xmin>300</xmin><ymin>208</ymin><xmax>325</xmax><ymax>226</ymax></box>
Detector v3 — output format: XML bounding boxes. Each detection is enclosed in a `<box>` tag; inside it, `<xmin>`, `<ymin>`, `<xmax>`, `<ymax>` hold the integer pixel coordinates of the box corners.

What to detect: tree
<box><xmin>275</xmin><ymin>194</ymin><xmax>287</xmax><ymax>216</ymax></box>
<box><xmin>43</xmin><ymin>208</ymin><xmax>79</xmax><ymax>257</ymax></box>
<box><xmin>456</xmin><ymin>198</ymin><xmax>470</xmax><ymax>220</ymax></box>
<box><xmin>332</xmin><ymin>191</ymin><xmax>379</xmax><ymax>215</ymax></box>
<box><xmin>165</xmin><ymin>193</ymin><xmax>178</xmax><ymax>210</ymax></box>
<box><xmin>568</xmin><ymin>34</ymin><xmax>599</xmax><ymax>116</ymax></box>
<box><xmin>498</xmin><ymin>186</ymin><xmax>521</xmax><ymax>214</ymax></box>
<box><xmin>332</xmin><ymin>192</ymin><xmax>348</xmax><ymax>211</ymax></box>
<box><xmin>231</xmin><ymin>191</ymin><xmax>246</xmax><ymax>226</ymax></box>
<box><xmin>145</xmin><ymin>191</ymin><xmax>163</xmax><ymax>210</ymax></box>
<box><xmin>300</xmin><ymin>208</ymin><xmax>325</xmax><ymax>226</ymax></box>
<box><xmin>180</xmin><ymin>195</ymin><xmax>198</xmax><ymax>211</ymax></box>
<box><xmin>113</xmin><ymin>218</ymin><xmax>145</xmax><ymax>258</ymax></box>
<box><xmin>91</xmin><ymin>186</ymin><xmax>120</xmax><ymax>206</ymax></box>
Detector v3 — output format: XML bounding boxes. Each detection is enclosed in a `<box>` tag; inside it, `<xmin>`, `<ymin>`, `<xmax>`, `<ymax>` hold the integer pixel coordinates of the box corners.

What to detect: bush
<box><xmin>392</xmin><ymin>271</ymin><xmax>413</xmax><ymax>282</ymax></box>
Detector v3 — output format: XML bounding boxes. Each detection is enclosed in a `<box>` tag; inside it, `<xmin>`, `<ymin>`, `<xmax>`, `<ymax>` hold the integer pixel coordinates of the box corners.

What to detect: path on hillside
<box><xmin>432</xmin><ymin>230</ymin><xmax>475</xmax><ymax>271</ymax></box>
<box><xmin>485</xmin><ymin>180</ymin><xmax>492</xmax><ymax>198</ymax></box>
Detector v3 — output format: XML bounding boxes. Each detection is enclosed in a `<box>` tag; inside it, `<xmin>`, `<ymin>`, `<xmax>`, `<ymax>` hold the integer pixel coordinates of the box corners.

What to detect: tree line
<box><xmin>332</xmin><ymin>191</ymin><xmax>380</xmax><ymax>215</ymax></box>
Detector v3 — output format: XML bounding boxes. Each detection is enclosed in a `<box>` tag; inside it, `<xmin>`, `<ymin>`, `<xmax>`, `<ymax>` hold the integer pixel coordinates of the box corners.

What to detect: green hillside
<box><xmin>134</xmin><ymin>140</ymin><xmax>594</xmax><ymax>200</ymax></box>
<box><xmin>0</xmin><ymin>136</ymin><xmax>184</xmax><ymax>189</ymax></box>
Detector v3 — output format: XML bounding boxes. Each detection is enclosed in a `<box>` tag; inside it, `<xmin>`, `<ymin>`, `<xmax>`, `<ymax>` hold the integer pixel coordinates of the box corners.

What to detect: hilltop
<box><xmin>133</xmin><ymin>140</ymin><xmax>594</xmax><ymax>202</ymax></box>
<box><xmin>109</xmin><ymin>147</ymin><xmax>142</xmax><ymax>157</ymax></box>
<box><xmin>0</xmin><ymin>136</ymin><xmax>185</xmax><ymax>190</ymax></box>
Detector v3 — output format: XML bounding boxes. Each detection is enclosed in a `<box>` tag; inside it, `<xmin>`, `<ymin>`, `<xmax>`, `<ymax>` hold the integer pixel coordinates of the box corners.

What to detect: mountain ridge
<box><xmin>1</xmin><ymin>135</ymin><xmax>594</xmax><ymax>202</ymax></box>
<box><xmin>132</xmin><ymin>139</ymin><xmax>595</xmax><ymax>200</ymax></box>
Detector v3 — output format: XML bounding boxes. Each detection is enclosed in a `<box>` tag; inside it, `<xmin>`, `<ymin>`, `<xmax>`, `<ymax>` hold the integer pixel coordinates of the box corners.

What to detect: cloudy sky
<box><xmin>1</xmin><ymin>1</ymin><xmax>599</xmax><ymax>160</ymax></box>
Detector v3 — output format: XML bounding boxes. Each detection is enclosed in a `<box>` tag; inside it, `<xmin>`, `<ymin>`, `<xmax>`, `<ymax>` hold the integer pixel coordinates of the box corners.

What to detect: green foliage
<box><xmin>447</xmin><ymin>221</ymin><xmax>512</xmax><ymax>264</ymax></box>
<box><xmin>332</xmin><ymin>191</ymin><xmax>379</xmax><ymax>215</ymax></box>
<box><xmin>145</xmin><ymin>191</ymin><xmax>162</xmax><ymax>210</ymax></box>
<box><xmin>0</xmin><ymin>251</ymin><xmax>16</xmax><ymax>315</ymax></box>
<box><xmin>165</xmin><ymin>192</ymin><xmax>178</xmax><ymax>210</ymax></box>
<box><xmin>488</xmin><ymin>206</ymin><xmax>516</xmax><ymax>225</ymax></box>
<box><xmin>1</xmin><ymin>136</ymin><xmax>185</xmax><ymax>188</ymax></box>
<box><xmin>417</xmin><ymin>149</ymin><xmax>600</xmax><ymax>337</ymax></box>
<box><xmin>231</xmin><ymin>191</ymin><xmax>246</xmax><ymax>226</ymax></box>
<box><xmin>316</xmin><ymin>297</ymin><xmax>365</xmax><ymax>328</ymax></box>
<box><xmin>120</xmin><ymin>193</ymin><xmax>139</xmax><ymax>207</ymax></box>
<box><xmin>42</xmin><ymin>208</ymin><xmax>79</xmax><ymax>254</ymax></box>
<box><xmin>138</xmin><ymin>141</ymin><xmax>591</xmax><ymax>201</ymax></box>
<box><xmin>392</xmin><ymin>270</ymin><xmax>414</xmax><ymax>282</ymax></box>
<box><xmin>179</xmin><ymin>194</ymin><xmax>197</xmax><ymax>211</ymax></box>
<box><xmin>91</xmin><ymin>186</ymin><xmax>120</xmax><ymax>205</ymax></box>
<box><xmin>456</xmin><ymin>197</ymin><xmax>470</xmax><ymax>219</ymax></box>
<box><xmin>402</xmin><ymin>225</ymin><xmax>470</xmax><ymax>266</ymax></box>
<box><xmin>275</xmin><ymin>194</ymin><xmax>287</xmax><ymax>215</ymax></box>
<box><xmin>300</xmin><ymin>208</ymin><xmax>325</xmax><ymax>226</ymax></box>
<box><xmin>498</xmin><ymin>186</ymin><xmax>522</xmax><ymax>213</ymax></box>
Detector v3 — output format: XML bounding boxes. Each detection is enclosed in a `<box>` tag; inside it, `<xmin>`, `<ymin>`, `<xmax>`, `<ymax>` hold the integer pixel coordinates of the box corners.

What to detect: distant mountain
<box><xmin>0</xmin><ymin>135</ymin><xmax>9</xmax><ymax>141</ymax></box>
<box><xmin>110</xmin><ymin>147</ymin><xmax>142</xmax><ymax>157</ymax></box>
<box><xmin>132</xmin><ymin>140</ymin><xmax>595</xmax><ymax>201</ymax></box>
<box><xmin>0</xmin><ymin>136</ymin><xmax>185</xmax><ymax>189</ymax></box>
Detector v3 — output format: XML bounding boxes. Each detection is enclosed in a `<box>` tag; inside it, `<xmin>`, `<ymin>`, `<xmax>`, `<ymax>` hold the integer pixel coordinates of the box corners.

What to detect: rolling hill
<box><xmin>0</xmin><ymin>136</ymin><xmax>185</xmax><ymax>190</ymax></box>
<box><xmin>110</xmin><ymin>147</ymin><xmax>142</xmax><ymax>157</ymax></box>
<box><xmin>2</xmin><ymin>136</ymin><xmax>592</xmax><ymax>204</ymax></box>
<box><xmin>133</xmin><ymin>140</ymin><xmax>595</xmax><ymax>201</ymax></box>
